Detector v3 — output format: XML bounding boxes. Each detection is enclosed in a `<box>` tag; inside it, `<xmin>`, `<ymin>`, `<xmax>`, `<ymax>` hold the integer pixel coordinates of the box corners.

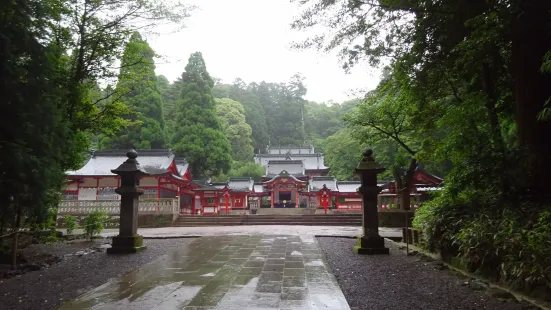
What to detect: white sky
<box><xmin>147</xmin><ymin>0</ymin><xmax>381</xmax><ymax>103</ymax></box>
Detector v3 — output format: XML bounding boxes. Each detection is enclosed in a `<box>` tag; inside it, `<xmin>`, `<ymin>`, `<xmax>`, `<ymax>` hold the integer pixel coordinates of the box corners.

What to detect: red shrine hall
<box><xmin>61</xmin><ymin>147</ymin><xmax>443</xmax><ymax>215</ymax></box>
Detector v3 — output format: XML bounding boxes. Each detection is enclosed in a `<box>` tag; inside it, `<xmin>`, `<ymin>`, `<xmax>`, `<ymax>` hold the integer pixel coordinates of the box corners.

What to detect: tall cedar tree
<box><xmin>171</xmin><ymin>52</ymin><xmax>232</xmax><ymax>178</ymax></box>
<box><xmin>100</xmin><ymin>32</ymin><xmax>166</xmax><ymax>149</ymax></box>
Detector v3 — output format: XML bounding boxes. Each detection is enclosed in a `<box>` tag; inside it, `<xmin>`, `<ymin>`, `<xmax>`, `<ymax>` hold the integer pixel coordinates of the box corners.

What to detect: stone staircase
<box><xmin>173</xmin><ymin>214</ymin><xmax>363</xmax><ymax>227</ymax></box>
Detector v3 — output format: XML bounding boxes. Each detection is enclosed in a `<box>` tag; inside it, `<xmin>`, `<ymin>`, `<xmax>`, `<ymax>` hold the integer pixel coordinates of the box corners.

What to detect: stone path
<box><xmin>59</xmin><ymin>235</ymin><xmax>350</xmax><ymax>310</ymax></box>
<box><xmin>64</xmin><ymin>225</ymin><xmax>401</xmax><ymax>239</ymax></box>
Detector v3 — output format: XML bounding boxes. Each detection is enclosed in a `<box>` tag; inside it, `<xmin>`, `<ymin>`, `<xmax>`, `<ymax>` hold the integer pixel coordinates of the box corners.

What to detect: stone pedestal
<box><xmin>353</xmin><ymin>149</ymin><xmax>389</xmax><ymax>255</ymax></box>
<box><xmin>107</xmin><ymin>150</ymin><xmax>149</xmax><ymax>254</ymax></box>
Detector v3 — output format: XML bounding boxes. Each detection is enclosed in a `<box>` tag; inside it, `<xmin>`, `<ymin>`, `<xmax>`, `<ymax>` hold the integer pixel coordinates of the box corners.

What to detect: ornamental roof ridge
<box><xmin>267</xmin><ymin>160</ymin><xmax>304</xmax><ymax>164</ymax></box>
<box><xmin>255</xmin><ymin>153</ymin><xmax>322</xmax><ymax>157</ymax></box>
<box><xmin>228</xmin><ymin>177</ymin><xmax>253</xmax><ymax>181</ymax></box>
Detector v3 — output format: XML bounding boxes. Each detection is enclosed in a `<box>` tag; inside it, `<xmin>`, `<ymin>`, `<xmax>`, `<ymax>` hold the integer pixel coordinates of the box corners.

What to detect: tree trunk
<box><xmin>393</xmin><ymin>159</ymin><xmax>418</xmax><ymax>210</ymax></box>
<box><xmin>512</xmin><ymin>0</ymin><xmax>551</xmax><ymax>195</ymax></box>
<box><xmin>401</xmin><ymin>158</ymin><xmax>418</xmax><ymax>210</ymax></box>
<box><xmin>11</xmin><ymin>207</ymin><xmax>21</xmax><ymax>270</ymax></box>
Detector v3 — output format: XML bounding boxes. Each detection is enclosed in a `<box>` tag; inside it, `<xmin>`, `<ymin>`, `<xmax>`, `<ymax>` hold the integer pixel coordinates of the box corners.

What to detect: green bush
<box><xmin>65</xmin><ymin>215</ymin><xmax>78</xmax><ymax>235</ymax></box>
<box><xmin>83</xmin><ymin>210</ymin><xmax>109</xmax><ymax>240</ymax></box>
<box><xmin>414</xmin><ymin>189</ymin><xmax>551</xmax><ymax>290</ymax></box>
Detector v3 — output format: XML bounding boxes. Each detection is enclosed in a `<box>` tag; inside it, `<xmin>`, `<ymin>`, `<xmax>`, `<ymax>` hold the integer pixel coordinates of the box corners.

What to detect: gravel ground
<box><xmin>0</xmin><ymin>238</ymin><xmax>195</xmax><ymax>310</ymax></box>
<box><xmin>317</xmin><ymin>237</ymin><xmax>539</xmax><ymax>310</ymax></box>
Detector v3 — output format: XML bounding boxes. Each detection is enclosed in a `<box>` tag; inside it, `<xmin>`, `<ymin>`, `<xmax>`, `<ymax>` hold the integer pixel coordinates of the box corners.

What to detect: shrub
<box><xmin>414</xmin><ymin>188</ymin><xmax>551</xmax><ymax>291</ymax></box>
<box><xmin>83</xmin><ymin>210</ymin><xmax>109</xmax><ymax>240</ymax></box>
<box><xmin>65</xmin><ymin>215</ymin><xmax>77</xmax><ymax>235</ymax></box>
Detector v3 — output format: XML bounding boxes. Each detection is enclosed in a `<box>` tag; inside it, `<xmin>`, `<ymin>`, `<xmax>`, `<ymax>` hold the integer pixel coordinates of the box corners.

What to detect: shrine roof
<box><xmin>265</xmin><ymin>145</ymin><xmax>315</xmax><ymax>154</ymax></box>
<box><xmin>253</xmin><ymin>183</ymin><xmax>265</xmax><ymax>193</ymax></box>
<box><xmin>262</xmin><ymin>173</ymin><xmax>308</xmax><ymax>184</ymax></box>
<box><xmin>228</xmin><ymin>177</ymin><xmax>254</xmax><ymax>192</ymax></box>
<box><xmin>255</xmin><ymin>153</ymin><xmax>329</xmax><ymax>170</ymax></box>
<box><xmin>174</xmin><ymin>158</ymin><xmax>189</xmax><ymax>177</ymax></box>
<box><xmin>212</xmin><ymin>183</ymin><xmax>227</xmax><ymax>190</ymax></box>
<box><xmin>66</xmin><ymin>149</ymin><xmax>176</xmax><ymax>176</ymax></box>
<box><xmin>309</xmin><ymin>177</ymin><xmax>338</xmax><ymax>191</ymax></box>
<box><xmin>193</xmin><ymin>182</ymin><xmax>225</xmax><ymax>191</ymax></box>
<box><xmin>266</xmin><ymin>160</ymin><xmax>305</xmax><ymax>176</ymax></box>
<box><xmin>336</xmin><ymin>181</ymin><xmax>361</xmax><ymax>193</ymax></box>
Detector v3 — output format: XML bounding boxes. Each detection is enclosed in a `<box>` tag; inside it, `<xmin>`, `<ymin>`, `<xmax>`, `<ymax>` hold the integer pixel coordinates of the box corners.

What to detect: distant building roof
<box><xmin>253</xmin><ymin>183</ymin><xmax>265</xmax><ymax>193</ymax></box>
<box><xmin>265</xmin><ymin>160</ymin><xmax>305</xmax><ymax>176</ymax></box>
<box><xmin>255</xmin><ymin>154</ymin><xmax>329</xmax><ymax>171</ymax></box>
<box><xmin>66</xmin><ymin>149</ymin><xmax>176</xmax><ymax>176</ymax></box>
<box><xmin>228</xmin><ymin>177</ymin><xmax>254</xmax><ymax>192</ymax></box>
<box><xmin>336</xmin><ymin>181</ymin><xmax>361</xmax><ymax>193</ymax></box>
<box><xmin>309</xmin><ymin>176</ymin><xmax>338</xmax><ymax>191</ymax></box>
<box><xmin>265</xmin><ymin>145</ymin><xmax>315</xmax><ymax>154</ymax></box>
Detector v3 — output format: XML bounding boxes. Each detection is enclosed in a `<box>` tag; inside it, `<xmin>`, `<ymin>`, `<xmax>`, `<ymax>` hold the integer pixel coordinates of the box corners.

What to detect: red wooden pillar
<box><xmin>191</xmin><ymin>191</ymin><xmax>196</xmax><ymax>214</ymax></box>
<box><xmin>96</xmin><ymin>178</ymin><xmax>99</xmax><ymax>200</ymax></box>
<box><xmin>270</xmin><ymin>190</ymin><xmax>274</xmax><ymax>208</ymax></box>
<box><xmin>225</xmin><ymin>193</ymin><xmax>229</xmax><ymax>215</ymax></box>
<box><xmin>157</xmin><ymin>177</ymin><xmax>161</xmax><ymax>199</ymax></box>
<box><xmin>295</xmin><ymin>189</ymin><xmax>299</xmax><ymax>208</ymax></box>
<box><xmin>335</xmin><ymin>194</ymin><xmax>340</xmax><ymax>209</ymax></box>
<box><xmin>76</xmin><ymin>179</ymin><xmax>80</xmax><ymax>200</ymax></box>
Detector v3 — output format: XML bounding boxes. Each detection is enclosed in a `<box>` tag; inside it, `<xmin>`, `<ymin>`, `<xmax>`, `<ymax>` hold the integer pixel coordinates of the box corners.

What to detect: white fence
<box><xmin>58</xmin><ymin>198</ymin><xmax>179</xmax><ymax>217</ymax></box>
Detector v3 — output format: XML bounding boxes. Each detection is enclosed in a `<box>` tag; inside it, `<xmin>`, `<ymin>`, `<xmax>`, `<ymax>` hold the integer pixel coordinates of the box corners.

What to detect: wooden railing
<box><xmin>58</xmin><ymin>198</ymin><xmax>179</xmax><ymax>216</ymax></box>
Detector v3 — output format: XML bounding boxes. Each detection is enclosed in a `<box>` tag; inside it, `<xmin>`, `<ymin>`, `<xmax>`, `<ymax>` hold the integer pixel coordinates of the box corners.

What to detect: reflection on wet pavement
<box><xmin>59</xmin><ymin>235</ymin><xmax>350</xmax><ymax>310</ymax></box>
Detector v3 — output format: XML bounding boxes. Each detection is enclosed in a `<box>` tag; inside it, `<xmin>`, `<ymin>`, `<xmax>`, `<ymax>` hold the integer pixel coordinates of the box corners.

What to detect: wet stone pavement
<box><xmin>59</xmin><ymin>235</ymin><xmax>350</xmax><ymax>310</ymax></box>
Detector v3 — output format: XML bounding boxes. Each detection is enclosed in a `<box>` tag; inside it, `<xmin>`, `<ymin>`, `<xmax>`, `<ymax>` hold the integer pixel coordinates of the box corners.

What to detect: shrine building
<box><xmin>60</xmin><ymin>147</ymin><xmax>443</xmax><ymax>215</ymax></box>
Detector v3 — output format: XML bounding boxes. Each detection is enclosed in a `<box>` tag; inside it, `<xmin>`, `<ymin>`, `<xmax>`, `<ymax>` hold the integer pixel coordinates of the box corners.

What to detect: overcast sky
<box><xmin>147</xmin><ymin>0</ymin><xmax>381</xmax><ymax>103</ymax></box>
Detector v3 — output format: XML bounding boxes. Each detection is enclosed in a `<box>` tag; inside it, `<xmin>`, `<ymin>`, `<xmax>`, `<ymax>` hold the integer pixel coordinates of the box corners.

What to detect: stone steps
<box><xmin>173</xmin><ymin>214</ymin><xmax>363</xmax><ymax>227</ymax></box>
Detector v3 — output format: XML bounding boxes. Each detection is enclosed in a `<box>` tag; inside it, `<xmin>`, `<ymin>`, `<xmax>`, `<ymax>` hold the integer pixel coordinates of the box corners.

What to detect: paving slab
<box><xmin>59</xmin><ymin>235</ymin><xmax>350</xmax><ymax>310</ymax></box>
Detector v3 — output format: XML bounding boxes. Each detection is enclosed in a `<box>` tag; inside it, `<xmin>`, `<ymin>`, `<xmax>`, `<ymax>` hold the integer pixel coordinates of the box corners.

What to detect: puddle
<box><xmin>305</xmin><ymin>260</ymin><xmax>324</xmax><ymax>266</ymax></box>
<box><xmin>200</xmin><ymin>272</ymin><xmax>216</xmax><ymax>277</ymax></box>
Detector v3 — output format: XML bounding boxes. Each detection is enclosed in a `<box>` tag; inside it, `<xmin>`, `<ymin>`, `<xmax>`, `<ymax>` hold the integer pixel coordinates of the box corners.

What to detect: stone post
<box><xmin>107</xmin><ymin>150</ymin><xmax>149</xmax><ymax>254</ymax></box>
<box><xmin>354</xmin><ymin>149</ymin><xmax>389</xmax><ymax>255</ymax></box>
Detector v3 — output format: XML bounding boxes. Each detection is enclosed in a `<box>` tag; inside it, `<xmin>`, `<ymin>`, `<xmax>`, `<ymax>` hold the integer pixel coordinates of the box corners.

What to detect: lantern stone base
<box><xmin>353</xmin><ymin>234</ymin><xmax>389</xmax><ymax>255</ymax></box>
<box><xmin>107</xmin><ymin>235</ymin><xmax>146</xmax><ymax>254</ymax></box>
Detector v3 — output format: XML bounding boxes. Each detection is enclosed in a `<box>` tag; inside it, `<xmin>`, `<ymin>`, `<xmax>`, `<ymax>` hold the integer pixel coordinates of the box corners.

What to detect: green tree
<box><xmin>0</xmin><ymin>0</ymin><xmax>71</xmax><ymax>268</ymax></box>
<box><xmin>215</xmin><ymin>98</ymin><xmax>254</xmax><ymax>162</ymax></box>
<box><xmin>1</xmin><ymin>0</ymin><xmax>192</xmax><ymax>268</ymax></box>
<box><xmin>157</xmin><ymin>75</ymin><xmax>183</xmax><ymax>133</ymax></box>
<box><xmin>212</xmin><ymin>162</ymin><xmax>266</xmax><ymax>182</ymax></box>
<box><xmin>292</xmin><ymin>0</ymin><xmax>551</xmax><ymax>193</ymax></box>
<box><xmin>100</xmin><ymin>32</ymin><xmax>166</xmax><ymax>149</ymax></box>
<box><xmin>213</xmin><ymin>79</ymin><xmax>270</xmax><ymax>152</ymax></box>
<box><xmin>321</xmin><ymin>128</ymin><xmax>365</xmax><ymax>180</ymax></box>
<box><xmin>171</xmin><ymin>52</ymin><xmax>232</xmax><ymax>178</ymax></box>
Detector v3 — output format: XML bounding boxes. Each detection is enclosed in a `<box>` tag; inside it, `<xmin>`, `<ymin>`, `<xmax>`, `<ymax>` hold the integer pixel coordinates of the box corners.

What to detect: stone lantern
<box><xmin>354</xmin><ymin>149</ymin><xmax>389</xmax><ymax>255</ymax></box>
<box><xmin>107</xmin><ymin>149</ymin><xmax>149</xmax><ymax>254</ymax></box>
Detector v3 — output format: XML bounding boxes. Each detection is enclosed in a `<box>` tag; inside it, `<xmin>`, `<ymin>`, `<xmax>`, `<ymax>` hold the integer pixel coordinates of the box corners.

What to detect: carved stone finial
<box><xmin>363</xmin><ymin>149</ymin><xmax>373</xmax><ymax>160</ymax></box>
<box><xmin>355</xmin><ymin>148</ymin><xmax>385</xmax><ymax>173</ymax></box>
<box><xmin>127</xmin><ymin>149</ymin><xmax>138</xmax><ymax>160</ymax></box>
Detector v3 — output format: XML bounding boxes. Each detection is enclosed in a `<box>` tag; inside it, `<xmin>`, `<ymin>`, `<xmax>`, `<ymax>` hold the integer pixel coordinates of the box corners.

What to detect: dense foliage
<box><xmin>170</xmin><ymin>52</ymin><xmax>232</xmax><ymax>178</ymax></box>
<box><xmin>212</xmin><ymin>75</ymin><xmax>309</xmax><ymax>150</ymax></box>
<box><xmin>293</xmin><ymin>0</ymin><xmax>551</xmax><ymax>294</ymax></box>
<box><xmin>100</xmin><ymin>32</ymin><xmax>166</xmax><ymax>149</ymax></box>
<box><xmin>215</xmin><ymin>98</ymin><xmax>254</xmax><ymax>162</ymax></box>
<box><xmin>0</xmin><ymin>0</ymin><xmax>191</xmax><ymax>266</ymax></box>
